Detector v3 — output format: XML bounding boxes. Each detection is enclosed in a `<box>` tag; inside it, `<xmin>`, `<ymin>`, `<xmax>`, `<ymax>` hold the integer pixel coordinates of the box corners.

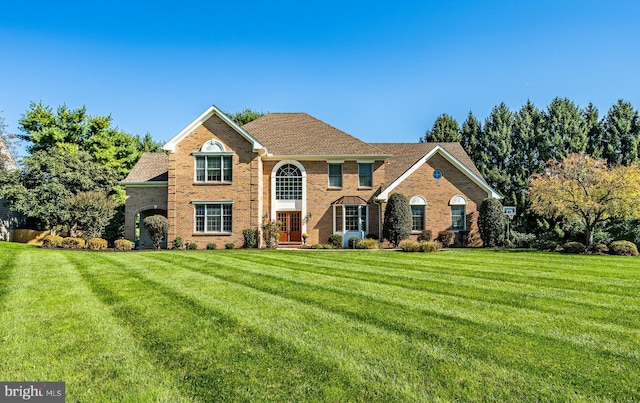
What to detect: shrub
<box><xmin>323</xmin><ymin>244</ymin><xmax>334</xmax><ymax>249</ymax></box>
<box><xmin>589</xmin><ymin>243</ymin><xmax>609</xmax><ymax>255</ymax></box>
<box><xmin>417</xmin><ymin>229</ymin><xmax>432</xmax><ymax>242</ymax></box>
<box><xmin>365</xmin><ymin>233</ymin><xmax>379</xmax><ymax>240</ymax></box>
<box><xmin>538</xmin><ymin>240</ymin><xmax>558</xmax><ymax>252</ymax></box>
<box><xmin>173</xmin><ymin>237</ymin><xmax>184</xmax><ymax>249</ymax></box>
<box><xmin>87</xmin><ymin>238</ymin><xmax>108</xmax><ymax>251</ymax></box>
<box><xmin>62</xmin><ymin>237</ymin><xmax>86</xmax><ymax>249</ymax></box>
<box><xmin>310</xmin><ymin>244</ymin><xmax>324</xmax><ymax>249</ymax></box>
<box><xmin>225</xmin><ymin>242</ymin><xmax>235</xmax><ymax>250</ymax></box>
<box><xmin>383</xmin><ymin>193</ymin><xmax>412</xmax><ymax>247</ymax></box>
<box><xmin>510</xmin><ymin>232</ymin><xmax>537</xmax><ymax>248</ymax></box>
<box><xmin>187</xmin><ymin>242</ymin><xmax>198</xmax><ymax>250</ymax></box>
<box><xmin>478</xmin><ymin>198</ymin><xmax>505</xmax><ymax>247</ymax></box>
<box><xmin>608</xmin><ymin>240</ymin><xmax>639</xmax><ymax>256</ymax></box>
<box><xmin>328</xmin><ymin>233</ymin><xmax>343</xmax><ymax>248</ymax></box>
<box><xmin>360</xmin><ymin>239</ymin><xmax>380</xmax><ymax>249</ymax></box>
<box><xmin>561</xmin><ymin>241</ymin><xmax>586</xmax><ymax>254</ymax></box>
<box><xmin>419</xmin><ymin>241</ymin><xmax>441</xmax><ymax>253</ymax></box>
<box><xmin>42</xmin><ymin>235</ymin><xmax>63</xmax><ymax>248</ymax></box>
<box><xmin>261</xmin><ymin>215</ymin><xmax>281</xmax><ymax>249</ymax></box>
<box><xmin>437</xmin><ymin>230</ymin><xmax>455</xmax><ymax>247</ymax></box>
<box><xmin>143</xmin><ymin>215</ymin><xmax>169</xmax><ymax>250</ymax></box>
<box><xmin>114</xmin><ymin>239</ymin><xmax>132</xmax><ymax>251</ymax></box>
<box><xmin>242</xmin><ymin>228</ymin><xmax>258</xmax><ymax>248</ymax></box>
<box><xmin>348</xmin><ymin>237</ymin><xmax>362</xmax><ymax>249</ymax></box>
<box><xmin>206</xmin><ymin>242</ymin><xmax>217</xmax><ymax>250</ymax></box>
<box><xmin>399</xmin><ymin>239</ymin><xmax>420</xmax><ymax>252</ymax></box>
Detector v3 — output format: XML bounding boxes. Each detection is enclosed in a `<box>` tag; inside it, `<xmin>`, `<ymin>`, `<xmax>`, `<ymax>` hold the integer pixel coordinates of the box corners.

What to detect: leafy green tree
<box><xmin>136</xmin><ymin>133</ymin><xmax>163</xmax><ymax>153</ymax></box>
<box><xmin>0</xmin><ymin>148</ymin><xmax>117</xmax><ymax>231</ymax></box>
<box><xmin>601</xmin><ymin>99</ymin><xmax>640</xmax><ymax>166</ymax></box>
<box><xmin>422</xmin><ymin>114</ymin><xmax>460</xmax><ymax>142</ymax></box>
<box><xmin>143</xmin><ymin>215</ymin><xmax>170</xmax><ymax>250</ymax></box>
<box><xmin>226</xmin><ymin>109</ymin><xmax>266</xmax><ymax>126</ymax></box>
<box><xmin>67</xmin><ymin>190</ymin><xmax>117</xmax><ymax>239</ymax></box>
<box><xmin>478</xmin><ymin>198</ymin><xmax>505</xmax><ymax>247</ymax></box>
<box><xmin>541</xmin><ymin>97</ymin><xmax>587</xmax><ymax>162</ymax></box>
<box><xmin>383</xmin><ymin>193</ymin><xmax>412</xmax><ymax>247</ymax></box>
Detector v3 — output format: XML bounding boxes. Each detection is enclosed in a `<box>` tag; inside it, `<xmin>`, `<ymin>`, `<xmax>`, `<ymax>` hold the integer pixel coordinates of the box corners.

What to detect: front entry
<box><xmin>277</xmin><ymin>211</ymin><xmax>301</xmax><ymax>243</ymax></box>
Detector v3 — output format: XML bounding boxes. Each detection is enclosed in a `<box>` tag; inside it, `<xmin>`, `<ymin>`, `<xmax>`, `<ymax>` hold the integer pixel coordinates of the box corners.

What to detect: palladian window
<box><xmin>275</xmin><ymin>164</ymin><xmax>303</xmax><ymax>200</ymax></box>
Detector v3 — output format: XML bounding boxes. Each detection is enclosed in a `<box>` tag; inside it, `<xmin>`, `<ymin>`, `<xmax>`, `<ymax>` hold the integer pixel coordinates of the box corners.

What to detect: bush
<box><xmin>261</xmin><ymin>215</ymin><xmax>281</xmax><ymax>249</ymax></box>
<box><xmin>437</xmin><ymin>230</ymin><xmax>455</xmax><ymax>247</ymax></box>
<box><xmin>537</xmin><ymin>240</ymin><xmax>558</xmax><ymax>252</ymax></box>
<box><xmin>242</xmin><ymin>228</ymin><xmax>258</xmax><ymax>248</ymax></box>
<box><xmin>310</xmin><ymin>244</ymin><xmax>324</xmax><ymax>249</ymax></box>
<box><xmin>608</xmin><ymin>240</ymin><xmax>639</xmax><ymax>256</ymax></box>
<box><xmin>187</xmin><ymin>242</ymin><xmax>198</xmax><ymax>250</ymax></box>
<box><xmin>510</xmin><ymin>232</ymin><xmax>537</xmax><ymax>248</ymax></box>
<box><xmin>561</xmin><ymin>241</ymin><xmax>586</xmax><ymax>254</ymax></box>
<box><xmin>114</xmin><ymin>239</ymin><xmax>132</xmax><ymax>251</ymax></box>
<box><xmin>417</xmin><ymin>230</ymin><xmax>432</xmax><ymax>242</ymax></box>
<box><xmin>42</xmin><ymin>235</ymin><xmax>63</xmax><ymax>248</ymax></box>
<box><xmin>323</xmin><ymin>244</ymin><xmax>334</xmax><ymax>249</ymax></box>
<box><xmin>62</xmin><ymin>237</ymin><xmax>86</xmax><ymax>249</ymax></box>
<box><xmin>206</xmin><ymin>242</ymin><xmax>217</xmax><ymax>250</ymax></box>
<box><xmin>383</xmin><ymin>193</ymin><xmax>412</xmax><ymax>247</ymax></box>
<box><xmin>225</xmin><ymin>242</ymin><xmax>235</xmax><ymax>250</ymax></box>
<box><xmin>478</xmin><ymin>198</ymin><xmax>505</xmax><ymax>247</ymax></box>
<box><xmin>419</xmin><ymin>241</ymin><xmax>441</xmax><ymax>253</ymax></box>
<box><xmin>360</xmin><ymin>239</ymin><xmax>380</xmax><ymax>249</ymax></box>
<box><xmin>589</xmin><ymin>243</ymin><xmax>609</xmax><ymax>255</ymax></box>
<box><xmin>173</xmin><ymin>237</ymin><xmax>184</xmax><ymax>249</ymax></box>
<box><xmin>87</xmin><ymin>238</ymin><xmax>108</xmax><ymax>251</ymax></box>
<box><xmin>348</xmin><ymin>237</ymin><xmax>362</xmax><ymax>249</ymax></box>
<box><xmin>328</xmin><ymin>233</ymin><xmax>343</xmax><ymax>248</ymax></box>
<box><xmin>143</xmin><ymin>215</ymin><xmax>169</xmax><ymax>250</ymax></box>
<box><xmin>365</xmin><ymin>233</ymin><xmax>379</xmax><ymax>240</ymax></box>
<box><xmin>399</xmin><ymin>239</ymin><xmax>420</xmax><ymax>252</ymax></box>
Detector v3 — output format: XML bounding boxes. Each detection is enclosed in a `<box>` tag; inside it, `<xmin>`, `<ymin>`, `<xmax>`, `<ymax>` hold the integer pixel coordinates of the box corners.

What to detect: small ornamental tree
<box><xmin>143</xmin><ymin>215</ymin><xmax>169</xmax><ymax>250</ymax></box>
<box><xmin>478</xmin><ymin>198</ymin><xmax>506</xmax><ymax>247</ymax></box>
<box><xmin>383</xmin><ymin>193</ymin><xmax>412</xmax><ymax>247</ymax></box>
<box><xmin>261</xmin><ymin>214</ymin><xmax>281</xmax><ymax>249</ymax></box>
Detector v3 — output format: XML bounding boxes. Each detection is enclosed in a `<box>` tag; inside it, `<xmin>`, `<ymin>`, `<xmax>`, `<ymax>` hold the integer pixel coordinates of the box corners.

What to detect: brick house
<box><xmin>121</xmin><ymin>105</ymin><xmax>500</xmax><ymax>248</ymax></box>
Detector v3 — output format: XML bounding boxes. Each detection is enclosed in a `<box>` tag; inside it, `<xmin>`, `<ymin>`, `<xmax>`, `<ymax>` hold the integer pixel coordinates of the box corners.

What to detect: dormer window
<box><xmin>194</xmin><ymin>140</ymin><xmax>233</xmax><ymax>183</ymax></box>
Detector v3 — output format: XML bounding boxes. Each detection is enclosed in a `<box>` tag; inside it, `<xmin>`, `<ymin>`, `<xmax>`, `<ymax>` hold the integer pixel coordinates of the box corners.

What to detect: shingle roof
<box><xmin>372</xmin><ymin>142</ymin><xmax>483</xmax><ymax>189</ymax></box>
<box><xmin>242</xmin><ymin>113</ymin><xmax>387</xmax><ymax>157</ymax></box>
<box><xmin>121</xmin><ymin>153</ymin><xmax>168</xmax><ymax>183</ymax></box>
<box><xmin>0</xmin><ymin>136</ymin><xmax>18</xmax><ymax>171</ymax></box>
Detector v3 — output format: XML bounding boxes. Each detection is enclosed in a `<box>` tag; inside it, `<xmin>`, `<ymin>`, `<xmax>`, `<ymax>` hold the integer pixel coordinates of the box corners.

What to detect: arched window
<box><xmin>410</xmin><ymin>196</ymin><xmax>427</xmax><ymax>232</ymax></box>
<box><xmin>449</xmin><ymin>195</ymin><xmax>467</xmax><ymax>231</ymax></box>
<box><xmin>276</xmin><ymin>164</ymin><xmax>302</xmax><ymax>200</ymax></box>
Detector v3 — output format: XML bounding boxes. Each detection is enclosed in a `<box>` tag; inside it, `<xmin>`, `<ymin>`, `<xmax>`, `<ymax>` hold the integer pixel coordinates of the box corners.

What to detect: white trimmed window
<box><xmin>275</xmin><ymin>164</ymin><xmax>303</xmax><ymax>200</ymax></box>
<box><xmin>194</xmin><ymin>203</ymin><xmax>233</xmax><ymax>233</ymax></box>
<box><xmin>335</xmin><ymin>205</ymin><xmax>367</xmax><ymax>232</ymax></box>
<box><xmin>410</xmin><ymin>196</ymin><xmax>426</xmax><ymax>232</ymax></box>
<box><xmin>450</xmin><ymin>195</ymin><xmax>467</xmax><ymax>231</ymax></box>
<box><xmin>195</xmin><ymin>155</ymin><xmax>232</xmax><ymax>183</ymax></box>
<box><xmin>328</xmin><ymin>163</ymin><xmax>343</xmax><ymax>188</ymax></box>
<box><xmin>358</xmin><ymin>163</ymin><xmax>373</xmax><ymax>188</ymax></box>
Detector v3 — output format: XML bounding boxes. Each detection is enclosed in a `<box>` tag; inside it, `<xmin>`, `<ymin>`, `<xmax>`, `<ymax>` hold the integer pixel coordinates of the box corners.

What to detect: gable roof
<box><xmin>163</xmin><ymin>105</ymin><xmax>265</xmax><ymax>153</ymax></box>
<box><xmin>120</xmin><ymin>153</ymin><xmax>168</xmax><ymax>184</ymax></box>
<box><xmin>242</xmin><ymin>113</ymin><xmax>390</xmax><ymax>159</ymax></box>
<box><xmin>374</xmin><ymin>142</ymin><xmax>501</xmax><ymax>201</ymax></box>
<box><xmin>0</xmin><ymin>136</ymin><xmax>19</xmax><ymax>171</ymax></box>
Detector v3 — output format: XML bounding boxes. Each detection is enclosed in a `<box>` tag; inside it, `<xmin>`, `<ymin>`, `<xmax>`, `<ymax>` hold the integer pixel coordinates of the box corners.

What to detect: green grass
<box><xmin>1</xmin><ymin>243</ymin><xmax>639</xmax><ymax>401</ymax></box>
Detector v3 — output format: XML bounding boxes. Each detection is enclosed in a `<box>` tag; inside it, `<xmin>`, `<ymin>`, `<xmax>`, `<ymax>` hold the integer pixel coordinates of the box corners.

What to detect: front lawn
<box><xmin>1</xmin><ymin>243</ymin><xmax>638</xmax><ymax>401</ymax></box>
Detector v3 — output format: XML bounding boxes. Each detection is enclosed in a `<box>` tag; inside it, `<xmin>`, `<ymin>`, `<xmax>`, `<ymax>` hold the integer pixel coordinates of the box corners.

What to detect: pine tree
<box><xmin>602</xmin><ymin>99</ymin><xmax>640</xmax><ymax>166</ymax></box>
<box><xmin>422</xmin><ymin>114</ymin><xmax>460</xmax><ymax>142</ymax></box>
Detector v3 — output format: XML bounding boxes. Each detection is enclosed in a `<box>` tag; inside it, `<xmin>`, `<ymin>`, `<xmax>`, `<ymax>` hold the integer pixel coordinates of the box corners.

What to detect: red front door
<box><xmin>277</xmin><ymin>211</ymin><xmax>302</xmax><ymax>243</ymax></box>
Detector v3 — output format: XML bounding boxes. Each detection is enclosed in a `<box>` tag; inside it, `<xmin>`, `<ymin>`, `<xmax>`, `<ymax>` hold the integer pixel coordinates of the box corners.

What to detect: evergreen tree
<box><xmin>478</xmin><ymin>198</ymin><xmax>505</xmax><ymax>247</ymax></box>
<box><xmin>541</xmin><ymin>97</ymin><xmax>587</xmax><ymax>162</ymax></box>
<box><xmin>480</xmin><ymin>103</ymin><xmax>513</xmax><ymax>197</ymax></box>
<box><xmin>422</xmin><ymin>114</ymin><xmax>460</xmax><ymax>142</ymax></box>
<box><xmin>460</xmin><ymin>111</ymin><xmax>484</xmax><ymax>168</ymax></box>
<box><xmin>584</xmin><ymin>103</ymin><xmax>604</xmax><ymax>159</ymax></box>
<box><xmin>602</xmin><ymin>99</ymin><xmax>640</xmax><ymax>166</ymax></box>
<box><xmin>382</xmin><ymin>193</ymin><xmax>412</xmax><ymax>247</ymax></box>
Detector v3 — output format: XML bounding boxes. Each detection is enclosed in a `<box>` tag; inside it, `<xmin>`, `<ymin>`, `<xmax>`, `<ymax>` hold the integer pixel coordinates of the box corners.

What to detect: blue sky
<box><xmin>2</xmin><ymin>1</ymin><xmax>639</xmax><ymax>157</ymax></box>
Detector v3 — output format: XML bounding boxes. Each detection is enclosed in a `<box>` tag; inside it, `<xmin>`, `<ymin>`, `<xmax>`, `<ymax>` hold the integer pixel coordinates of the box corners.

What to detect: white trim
<box><xmin>449</xmin><ymin>195</ymin><xmax>468</xmax><ymax>205</ymax></box>
<box><xmin>270</xmin><ymin>160</ymin><xmax>307</xmax><ymax>235</ymax></box>
<box><xmin>192</xmin><ymin>152</ymin><xmax>234</xmax><ymax>157</ymax></box>
<box><xmin>327</xmin><ymin>162</ymin><xmax>343</xmax><ymax>188</ymax></box>
<box><xmin>191</xmin><ymin>200</ymin><xmax>234</xmax><ymax>204</ymax></box>
<box><xmin>376</xmin><ymin>145</ymin><xmax>502</xmax><ymax>201</ymax></box>
<box><xmin>326</xmin><ymin>160</ymin><xmax>345</xmax><ymax>164</ymax></box>
<box><xmin>356</xmin><ymin>159</ymin><xmax>375</xmax><ymax>164</ymax></box>
<box><xmin>201</xmin><ymin>139</ymin><xmax>226</xmax><ymax>152</ymax></box>
<box><xmin>163</xmin><ymin>105</ymin><xmax>265</xmax><ymax>153</ymax></box>
<box><xmin>263</xmin><ymin>154</ymin><xmax>389</xmax><ymax>161</ymax></box>
<box><xmin>410</xmin><ymin>195</ymin><xmax>427</xmax><ymax>205</ymax></box>
<box><xmin>358</xmin><ymin>162</ymin><xmax>373</xmax><ymax>188</ymax></box>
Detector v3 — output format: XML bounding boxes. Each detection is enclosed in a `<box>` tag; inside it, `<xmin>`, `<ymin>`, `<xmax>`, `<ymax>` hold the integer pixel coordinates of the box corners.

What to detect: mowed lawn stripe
<box><xmin>69</xmin><ymin>252</ymin><xmax>368</xmax><ymax>402</ymax></box>
<box><xmin>0</xmin><ymin>247</ymin><xmax>188</xmax><ymax>402</ymax></box>
<box><xmin>109</xmin><ymin>252</ymin><xmax>593</xmax><ymax>402</ymax></box>
<box><xmin>224</xmin><ymin>251</ymin><xmax>640</xmax><ymax>330</ymax></box>
<box><xmin>138</xmin><ymin>251</ymin><xmax>632</xmax><ymax>400</ymax></box>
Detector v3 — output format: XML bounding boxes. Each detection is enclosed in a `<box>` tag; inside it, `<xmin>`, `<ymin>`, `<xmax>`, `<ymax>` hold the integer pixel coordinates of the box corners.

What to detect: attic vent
<box><xmin>201</xmin><ymin>140</ymin><xmax>225</xmax><ymax>152</ymax></box>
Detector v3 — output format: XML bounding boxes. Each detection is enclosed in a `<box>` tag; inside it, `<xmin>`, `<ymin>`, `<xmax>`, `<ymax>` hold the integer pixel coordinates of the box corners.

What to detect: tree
<box><xmin>478</xmin><ymin>198</ymin><xmax>505</xmax><ymax>247</ymax></box>
<box><xmin>136</xmin><ymin>133</ymin><xmax>163</xmax><ymax>153</ymax></box>
<box><xmin>529</xmin><ymin>154</ymin><xmax>640</xmax><ymax>246</ymax></box>
<box><xmin>460</xmin><ymin>111</ymin><xmax>484</xmax><ymax>165</ymax></box>
<box><xmin>225</xmin><ymin>109</ymin><xmax>266</xmax><ymax>126</ymax></box>
<box><xmin>0</xmin><ymin>113</ymin><xmax>20</xmax><ymax>170</ymax></box>
<box><xmin>0</xmin><ymin>148</ymin><xmax>117</xmax><ymax>231</ymax></box>
<box><xmin>480</xmin><ymin>103</ymin><xmax>513</xmax><ymax>196</ymax></box>
<box><xmin>422</xmin><ymin>114</ymin><xmax>460</xmax><ymax>142</ymax></box>
<box><xmin>541</xmin><ymin>97</ymin><xmax>587</xmax><ymax>162</ymax></box>
<box><xmin>143</xmin><ymin>215</ymin><xmax>169</xmax><ymax>250</ymax></box>
<box><xmin>67</xmin><ymin>190</ymin><xmax>117</xmax><ymax>239</ymax></box>
<box><xmin>382</xmin><ymin>193</ymin><xmax>412</xmax><ymax>247</ymax></box>
<box><xmin>584</xmin><ymin>103</ymin><xmax>604</xmax><ymax>159</ymax></box>
<box><xmin>601</xmin><ymin>99</ymin><xmax>639</xmax><ymax>166</ymax></box>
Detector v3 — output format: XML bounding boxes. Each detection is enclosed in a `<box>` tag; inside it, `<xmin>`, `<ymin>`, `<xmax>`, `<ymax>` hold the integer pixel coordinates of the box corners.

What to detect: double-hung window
<box><xmin>328</xmin><ymin>163</ymin><xmax>343</xmax><ymax>188</ymax></box>
<box><xmin>411</xmin><ymin>205</ymin><xmax>425</xmax><ymax>231</ymax></box>
<box><xmin>195</xmin><ymin>155</ymin><xmax>232</xmax><ymax>183</ymax></box>
<box><xmin>451</xmin><ymin>205</ymin><xmax>466</xmax><ymax>231</ymax></box>
<box><xmin>358</xmin><ymin>163</ymin><xmax>373</xmax><ymax>188</ymax></box>
<box><xmin>194</xmin><ymin>203</ymin><xmax>233</xmax><ymax>233</ymax></box>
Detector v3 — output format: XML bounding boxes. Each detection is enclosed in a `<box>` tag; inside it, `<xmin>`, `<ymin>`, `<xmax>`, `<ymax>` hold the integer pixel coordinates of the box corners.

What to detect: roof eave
<box><xmin>118</xmin><ymin>181</ymin><xmax>169</xmax><ymax>187</ymax></box>
<box><xmin>163</xmin><ymin>105</ymin><xmax>265</xmax><ymax>153</ymax></box>
<box><xmin>263</xmin><ymin>154</ymin><xmax>392</xmax><ymax>161</ymax></box>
